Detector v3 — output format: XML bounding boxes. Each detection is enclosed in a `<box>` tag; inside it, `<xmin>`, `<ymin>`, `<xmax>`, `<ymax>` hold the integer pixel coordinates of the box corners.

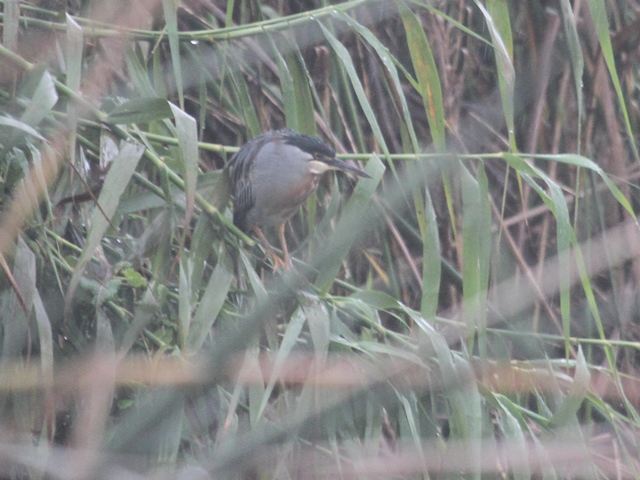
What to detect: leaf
<box><xmin>65</xmin><ymin>140</ymin><xmax>145</xmax><ymax>313</ymax></box>
<box><xmin>534</xmin><ymin>153</ymin><xmax>635</xmax><ymax>219</ymax></box>
<box><xmin>495</xmin><ymin>395</ymin><xmax>532</xmax><ymax>479</ymax></box>
<box><xmin>2</xmin><ymin>237</ymin><xmax>36</xmax><ymax>358</ymax></box>
<box><xmin>33</xmin><ymin>291</ymin><xmax>54</xmax><ymax>387</ymax></box>
<box><xmin>20</xmin><ymin>69</ymin><xmax>58</xmax><ymax>127</ymax></box>
<box><xmin>549</xmin><ymin>346</ymin><xmax>590</xmax><ymax>427</ymax></box>
<box><xmin>118</xmin><ymin>288</ymin><xmax>159</xmax><ymax>356</ymax></box>
<box><xmin>186</xmin><ymin>247</ymin><xmax>234</xmax><ymax>353</ymax></box>
<box><xmin>300</xmin><ymin>292</ymin><xmax>330</xmax><ymax>363</ymax></box>
<box><xmin>586</xmin><ymin>0</ymin><xmax>638</xmax><ymax>159</ymax></box>
<box><xmin>476</xmin><ymin>0</ymin><xmax>516</xmax><ymax>150</ymax></box>
<box><xmin>335</xmin><ymin>11</ymin><xmax>420</xmax><ymax>152</ymax></box>
<box><xmin>65</xmin><ymin>14</ymin><xmax>83</xmax><ymax>94</ymax></box>
<box><xmin>106</xmin><ymin>98</ymin><xmax>173</xmax><ymax>125</ymax></box>
<box><xmin>162</xmin><ymin>0</ymin><xmax>184</xmax><ymax>109</ymax></box>
<box><xmin>169</xmin><ymin>103</ymin><xmax>199</xmax><ymax>225</ymax></box>
<box><xmin>286</xmin><ymin>44</ymin><xmax>317</xmax><ymax>135</ymax></box>
<box><xmin>269</xmin><ymin>37</ymin><xmax>299</xmax><ymax>131</ymax></box>
<box><xmin>320</xmin><ymin>23</ymin><xmax>389</xmax><ymax>155</ymax></box>
<box><xmin>0</xmin><ymin>116</ymin><xmax>44</xmax><ymax>140</ymax></box>
<box><xmin>399</xmin><ymin>3</ymin><xmax>445</xmax><ymax>151</ymax></box>
<box><xmin>256</xmin><ymin>305</ymin><xmax>306</xmax><ymax>420</ymax></box>
<box><xmin>178</xmin><ymin>256</ymin><xmax>193</xmax><ymax>350</ymax></box>
<box><xmin>229</xmin><ymin>67</ymin><xmax>262</xmax><ymax>137</ymax></box>
<box><xmin>558</xmin><ymin>0</ymin><xmax>584</xmax><ymax>150</ymax></box>
<box><xmin>314</xmin><ymin>154</ymin><xmax>385</xmax><ymax>292</ymax></box>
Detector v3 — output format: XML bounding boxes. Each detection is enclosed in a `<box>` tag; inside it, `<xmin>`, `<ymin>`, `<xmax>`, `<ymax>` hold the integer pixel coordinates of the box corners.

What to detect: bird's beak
<box><xmin>326</xmin><ymin>158</ymin><xmax>371</xmax><ymax>178</ymax></box>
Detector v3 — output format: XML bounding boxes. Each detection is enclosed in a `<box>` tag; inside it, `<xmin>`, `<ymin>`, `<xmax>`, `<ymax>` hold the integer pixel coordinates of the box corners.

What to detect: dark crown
<box><xmin>279</xmin><ymin>129</ymin><xmax>335</xmax><ymax>158</ymax></box>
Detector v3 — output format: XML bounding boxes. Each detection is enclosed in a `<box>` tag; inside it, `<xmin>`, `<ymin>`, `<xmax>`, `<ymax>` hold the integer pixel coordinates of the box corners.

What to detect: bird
<box><xmin>227</xmin><ymin>129</ymin><xmax>370</xmax><ymax>269</ymax></box>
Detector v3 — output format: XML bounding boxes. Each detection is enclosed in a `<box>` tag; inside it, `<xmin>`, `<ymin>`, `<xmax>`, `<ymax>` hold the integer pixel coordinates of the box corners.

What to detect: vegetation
<box><xmin>1</xmin><ymin>0</ymin><xmax>639</xmax><ymax>477</ymax></box>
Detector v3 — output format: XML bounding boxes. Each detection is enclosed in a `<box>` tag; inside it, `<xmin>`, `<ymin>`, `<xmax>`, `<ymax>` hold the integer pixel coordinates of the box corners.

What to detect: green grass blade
<box><xmin>106</xmin><ymin>98</ymin><xmax>173</xmax><ymax>124</ymax></box>
<box><xmin>534</xmin><ymin>153</ymin><xmax>636</xmax><ymax>219</ymax></box>
<box><xmin>320</xmin><ymin>23</ymin><xmax>389</xmax><ymax>154</ymax></box>
<box><xmin>586</xmin><ymin>0</ymin><xmax>638</xmax><ymax>159</ymax></box>
<box><xmin>2</xmin><ymin>238</ymin><xmax>36</xmax><ymax>357</ymax></box>
<box><xmin>475</xmin><ymin>0</ymin><xmax>516</xmax><ymax>151</ymax></box>
<box><xmin>65</xmin><ymin>14</ymin><xmax>83</xmax><ymax>95</ymax></box>
<box><xmin>229</xmin><ymin>68</ymin><xmax>262</xmax><ymax>136</ymax></box>
<box><xmin>162</xmin><ymin>0</ymin><xmax>184</xmax><ymax>109</ymax></box>
<box><xmin>314</xmin><ymin>154</ymin><xmax>384</xmax><ymax>292</ymax></box>
<box><xmin>399</xmin><ymin>2</ymin><xmax>445</xmax><ymax>151</ymax></box>
<box><xmin>186</xmin><ymin>247</ymin><xmax>234</xmax><ymax>353</ymax></box>
<box><xmin>20</xmin><ymin>69</ymin><xmax>58</xmax><ymax>128</ymax></box>
<box><xmin>169</xmin><ymin>103</ymin><xmax>199</xmax><ymax>225</ymax></box>
<box><xmin>336</xmin><ymin>11</ymin><xmax>420</xmax><ymax>152</ymax></box>
<box><xmin>420</xmin><ymin>187</ymin><xmax>441</xmax><ymax>319</ymax></box>
<box><xmin>558</xmin><ymin>0</ymin><xmax>584</xmax><ymax>151</ymax></box>
<box><xmin>494</xmin><ymin>394</ymin><xmax>532</xmax><ymax>479</ymax></box>
<box><xmin>549</xmin><ymin>346</ymin><xmax>590</xmax><ymax>426</ymax></box>
<box><xmin>270</xmin><ymin>38</ymin><xmax>299</xmax><ymax>131</ymax></box>
<box><xmin>178</xmin><ymin>256</ymin><xmax>193</xmax><ymax>350</ymax></box>
<box><xmin>461</xmin><ymin>166</ymin><xmax>481</xmax><ymax>352</ymax></box>
<box><xmin>65</xmin><ymin>141</ymin><xmax>145</xmax><ymax>311</ymax></box>
<box><xmin>256</xmin><ymin>305</ymin><xmax>306</xmax><ymax>420</ymax></box>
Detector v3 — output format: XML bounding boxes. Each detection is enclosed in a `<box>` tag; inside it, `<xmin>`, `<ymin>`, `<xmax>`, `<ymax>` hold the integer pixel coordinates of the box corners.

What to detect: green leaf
<box><xmin>320</xmin><ymin>23</ymin><xmax>389</xmax><ymax>155</ymax></box>
<box><xmin>476</xmin><ymin>0</ymin><xmax>516</xmax><ymax>150</ymax></box>
<box><xmin>66</xmin><ymin>140</ymin><xmax>145</xmax><ymax>311</ymax></box>
<box><xmin>65</xmin><ymin>14</ymin><xmax>83</xmax><ymax>94</ymax></box>
<box><xmin>270</xmin><ymin>37</ymin><xmax>299</xmax><ymax>131</ymax></box>
<box><xmin>549</xmin><ymin>346</ymin><xmax>590</xmax><ymax>427</ymax></box>
<box><xmin>169</xmin><ymin>103</ymin><xmax>199</xmax><ymax>224</ymax></box>
<box><xmin>20</xmin><ymin>69</ymin><xmax>58</xmax><ymax>127</ymax></box>
<box><xmin>286</xmin><ymin>45</ymin><xmax>317</xmax><ymax>135</ymax></box>
<box><xmin>0</xmin><ymin>116</ymin><xmax>44</xmax><ymax>140</ymax></box>
<box><xmin>178</xmin><ymin>256</ymin><xmax>193</xmax><ymax>350</ymax></box>
<box><xmin>256</xmin><ymin>305</ymin><xmax>306</xmax><ymax>420</ymax></box>
<box><xmin>118</xmin><ymin>288</ymin><xmax>159</xmax><ymax>355</ymax></box>
<box><xmin>460</xmin><ymin>163</ymin><xmax>490</xmax><ymax>355</ymax></box>
<box><xmin>33</xmin><ymin>291</ymin><xmax>54</xmax><ymax>389</ymax></box>
<box><xmin>123</xmin><ymin>267</ymin><xmax>147</xmax><ymax>288</ymax></box>
<box><xmin>229</xmin><ymin>68</ymin><xmax>262</xmax><ymax>137</ymax></box>
<box><xmin>2</xmin><ymin>238</ymin><xmax>36</xmax><ymax>358</ymax></box>
<box><xmin>586</xmin><ymin>0</ymin><xmax>638</xmax><ymax>159</ymax></box>
<box><xmin>399</xmin><ymin>3</ymin><xmax>445</xmax><ymax>151</ymax></box>
<box><xmin>336</xmin><ymin>11</ymin><xmax>420</xmax><ymax>152</ymax></box>
<box><xmin>534</xmin><ymin>153</ymin><xmax>635</xmax><ymax>219</ymax></box>
<box><xmin>162</xmin><ymin>0</ymin><xmax>184</xmax><ymax>109</ymax></box>
<box><xmin>495</xmin><ymin>395</ymin><xmax>532</xmax><ymax>479</ymax></box>
<box><xmin>314</xmin><ymin>154</ymin><xmax>384</xmax><ymax>292</ymax></box>
<box><xmin>186</xmin><ymin>247</ymin><xmax>234</xmax><ymax>353</ymax></box>
<box><xmin>126</xmin><ymin>47</ymin><xmax>158</xmax><ymax>97</ymax></box>
<box><xmin>558</xmin><ymin>0</ymin><xmax>584</xmax><ymax>150</ymax></box>
<box><xmin>106</xmin><ymin>98</ymin><xmax>173</xmax><ymax>125</ymax></box>
<box><xmin>300</xmin><ymin>292</ymin><xmax>330</xmax><ymax>362</ymax></box>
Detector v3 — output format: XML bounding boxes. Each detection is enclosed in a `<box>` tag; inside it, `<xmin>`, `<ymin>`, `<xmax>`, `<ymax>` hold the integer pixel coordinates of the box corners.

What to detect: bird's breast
<box><xmin>246</xmin><ymin>170</ymin><xmax>320</xmax><ymax>228</ymax></box>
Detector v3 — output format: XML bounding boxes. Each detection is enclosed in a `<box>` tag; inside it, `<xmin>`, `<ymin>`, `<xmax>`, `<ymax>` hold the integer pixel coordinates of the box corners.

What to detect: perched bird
<box><xmin>227</xmin><ymin>129</ymin><xmax>370</xmax><ymax>268</ymax></box>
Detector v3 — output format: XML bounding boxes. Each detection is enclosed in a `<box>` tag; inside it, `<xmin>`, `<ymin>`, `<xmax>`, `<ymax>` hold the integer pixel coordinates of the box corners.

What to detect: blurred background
<box><xmin>1</xmin><ymin>0</ymin><xmax>640</xmax><ymax>478</ymax></box>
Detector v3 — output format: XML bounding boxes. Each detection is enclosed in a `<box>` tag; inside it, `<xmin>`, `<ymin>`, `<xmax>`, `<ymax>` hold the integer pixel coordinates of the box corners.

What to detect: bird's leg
<box><xmin>253</xmin><ymin>226</ymin><xmax>289</xmax><ymax>270</ymax></box>
<box><xmin>277</xmin><ymin>222</ymin><xmax>292</xmax><ymax>268</ymax></box>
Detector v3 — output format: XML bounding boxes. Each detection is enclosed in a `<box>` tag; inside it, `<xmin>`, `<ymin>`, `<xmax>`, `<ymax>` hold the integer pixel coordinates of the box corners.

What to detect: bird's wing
<box><xmin>233</xmin><ymin>177</ymin><xmax>254</xmax><ymax>231</ymax></box>
<box><xmin>228</xmin><ymin>135</ymin><xmax>268</xmax><ymax>231</ymax></box>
